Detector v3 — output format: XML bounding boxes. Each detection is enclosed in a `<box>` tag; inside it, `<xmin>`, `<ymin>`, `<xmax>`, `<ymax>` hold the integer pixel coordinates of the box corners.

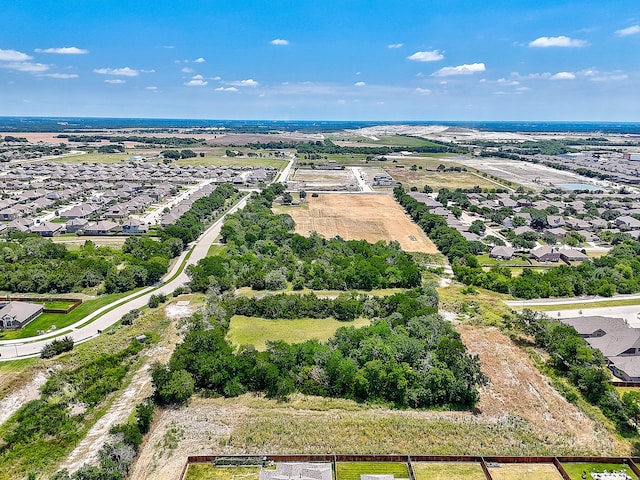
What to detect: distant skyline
<box><xmin>2</xmin><ymin>0</ymin><xmax>639</xmax><ymax>121</ymax></box>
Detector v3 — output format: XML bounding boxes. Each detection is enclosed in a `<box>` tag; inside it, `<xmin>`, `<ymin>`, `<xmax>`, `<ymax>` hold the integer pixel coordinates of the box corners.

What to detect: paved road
<box><xmin>351</xmin><ymin>167</ymin><xmax>373</xmax><ymax>192</ymax></box>
<box><xmin>276</xmin><ymin>157</ymin><xmax>295</xmax><ymax>184</ymax></box>
<box><xmin>0</xmin><ymin>195</ymin><xmax>249</xmax><ymax>361</ymax></box>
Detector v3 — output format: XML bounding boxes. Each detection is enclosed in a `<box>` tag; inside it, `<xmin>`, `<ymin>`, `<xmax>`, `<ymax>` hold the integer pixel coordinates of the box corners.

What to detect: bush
<box><xmin>148</xmin><ymin>294</ymin><xmax>167</xmax><ymax>308</ymax></box>
<box><xmin>40</xmin><ymin>336</ymin><xmax>74</xmax><ymax>359</ymax></box>
<box><xmin>120</xmin><ymin>309</ymin><xmax>141</xmax><ymax>326</ymax></box>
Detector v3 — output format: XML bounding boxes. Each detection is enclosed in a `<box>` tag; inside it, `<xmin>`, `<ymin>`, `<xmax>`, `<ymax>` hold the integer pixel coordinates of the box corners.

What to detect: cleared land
<box><xmin>227</xmin><ymin>315</ymin><xmax>370</xmax><ymax>350</ymax></box>
<box><xmin>290</xmin><ymin>169</ymin><xmax>358</xmax><ymax>191</ymax></box>
<box><xmin>562</xmin><ymin>462</ymin><xmax>638</xmax><ymax>480</ymax></box>
<box><xmin>51</xmin><ymin>235</ymin><xmax>128</xmax><ymax>249</ymax></box>
<box><xmin>282</xmin><ymin>194</ymin><xmax>438</xmax><ymax>254</ymax></box>
<box><xmin>336</xmin><ymin>462</ymin><xmax>409</xmax><ymax>480</ymax></box>
<box><xmin>412</xmin><ymin>462</ymin><xmax>486</xmax><ymax>480</ymax></box>
<box><xmin>385</xmin><ymin>167</ymin><xmax>499</xmax><ymax>191</ymax></box>
<box><xmin>488</xmin><ymin>463</ymin><xmax>563</xmax><ymax>480</ymax></box>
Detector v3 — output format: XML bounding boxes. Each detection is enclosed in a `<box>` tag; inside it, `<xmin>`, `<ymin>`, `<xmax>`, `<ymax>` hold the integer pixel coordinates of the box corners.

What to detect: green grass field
<box><xmin>0</xmin><ymin>292</ymin><xmax>135</xmax><ymax>340</ymax></box>
<box><xmin>206</xmin><ymin>244</ymin><xmax>226</xmax><ymax>257</ymax></box>
<box><xmin>412</xmin><ymin>462</ymin><xmax>486</xmax><ymax>480</ymax></box>
<box><xmin>562</xmin><ymin>462</ymin><xmax>637</xmax><ymax>480</ymax></box>
<box><xmin>476</xmin><ymin>254</ymin><xmax>531</xmax><ymax>267</ymax></box>
<box><xmin>336</xmin><ymin>462</ymin><xmax>409</xmax><ymax>480</ymax></box>
<box><xmin>179</xmin><ymin>155</ymin><xmax>287</xmax><ymax>169</ymax></box>
<box><xmin>227</xmin><ymin>315</ymin><xmax>370</xmax><ymax>350</ymax></box>
<box><xmin>184</xmin><ymin>465</ymin><xmax>262</xmax><ymax>480</ymax></box>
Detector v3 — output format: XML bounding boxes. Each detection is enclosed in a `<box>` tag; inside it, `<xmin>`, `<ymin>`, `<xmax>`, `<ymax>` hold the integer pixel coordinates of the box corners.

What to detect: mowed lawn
<box><xmin>412</xmin><ymin>462</ymin><xmax>486</xmax><ymax>480</ymax></box>
<box><xmin>336</xmin><ymin>462</ymin><xmax>409</xmax><ymax>480</ymax></box>
<box><xmin>562</xmin><ymin>463</ymin><xmax>638</xmax><ymax>480</ymax></box>
<box><xmin>227</xmin><ymin>315</ymin><xmax>370</xmax><ymax>350</ymax></box>
<box><xmin>185</xmin><ymin>465</ymin><xmax>262</xmax><ymax>480</ymax></box>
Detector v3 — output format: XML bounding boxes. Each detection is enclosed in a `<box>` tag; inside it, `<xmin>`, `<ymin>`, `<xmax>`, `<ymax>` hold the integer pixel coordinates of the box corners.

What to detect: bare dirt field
<box><xmin>488</xmin><ymin>463</ymin><xmax>563</xmax><ymax>480</ymax></box>
<box><xmin>283</xmin><ymin>193</ymin><xmax>438</xmax><ymax>253</ymax></box>
<box><xmin>290</xmin><ymin>168</ymin><xmax>358</xmax><ymax>191</ymax></box>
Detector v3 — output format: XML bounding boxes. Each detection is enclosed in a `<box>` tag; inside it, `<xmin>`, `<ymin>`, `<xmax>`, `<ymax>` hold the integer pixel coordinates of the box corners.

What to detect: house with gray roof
<box><xmin>31</xmin><ymin>221</ymin><xmax>63</xmax><ymax>237</ymax></box>
<box><xmin>587</xmin><ymin>329</ymin><xmax>640</xmax><ymax>358</ymax></box>
<box><xmin>0</xmin><ymin>302</ymin><xmax>43</xmax><ymax>330</ymax></box>
<box><xmin>560</xmin><ymin>316</ymin><xmax>628</xmax><ymax>338</ymax></box>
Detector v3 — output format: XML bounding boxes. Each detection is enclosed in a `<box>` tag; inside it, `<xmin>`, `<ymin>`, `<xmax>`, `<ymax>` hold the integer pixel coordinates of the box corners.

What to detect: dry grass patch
<box><xmin>488</xmin><ymin>463</ymin><xmax>562</xmax><ymax>480</ymax></box>
<box><xmin>282</xmin><ymin>194</ymin><xmax>438</xmax><ymax>253</ymax></box>
<box><xmin>383</xmin><ymin>167</ymin><xmax>500</xmax><ymax>191</ymax></box>
<box><xmin>412</xmin><ymin>462</ymin><xmax>486</xmax><ymax>480</ymax></box>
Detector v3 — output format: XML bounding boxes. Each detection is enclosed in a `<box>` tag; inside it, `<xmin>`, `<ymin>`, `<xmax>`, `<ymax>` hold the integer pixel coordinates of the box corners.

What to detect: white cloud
<box><xmin>407</xmin><ymin>50</ymin><xmax>444</xmax><ymax>62</ymax></box>
<box><xmin>516</xmin><ymin>86</ymin><xmax>530</xmax><ymax>92</ymax></box>
<box><xmin>354</xmin><ymin>81</ymin><xmax>366</xmax><ymax>86</ymax></box>
<box><xmin>94</xmin><ymin>67</ymin><xmax>140</xmax><ymax>77</ymax></box>
<box><xmin>185</xmin><ymin>79</ymin><xmax>208</xmax><ymax>86</ymax></box>
<box><xmin>0</xmin><ymin>62</ymin><xmax>48</xmax><ymax>72</ymax></box>
<box><xmin>215</xmin><ymin>86</ymin><xmax>238</xmax><ymax>92</ymax></box>
<box><xmin>415</xmin><ymin>88</ymin><xmax>431</xmax><ymax>95</ymax></box>
<box><xmin>145</xmin><ymin>86</ymin><xmax>158</xmax><ymax>90</ymax></box>
<box><xmin>529</xmin><ymin>36</ymin><xmax>587</xmax><ymax>47</ymax></box>
<box><xmin>211</xmin><ymin>76</ymin><xmax>221</xmax><ymax>81</ymax></box>
<box><xmin>0</xmin><ymin>48</ymin><xmax>32</xmax><ymax>61</ymax></box>
<box><xmin>35</xmin><ymin>47</ymin><xmax>89</xmax><ymax>54</ymax></box>
<box><xmin>228</xmin><ymin>79</ymin><xmax>259</xmax><ymax>87</ymax></box>
<box><xmin>616</xmin><ymin>25</ymin><xmax>640</xmax><ymax>37</ymax></box>
<box><xmin>105</xmin><ymin>79</ymin><xmax>125</xmax><ymax>84</ymax></box>
<box><xmin>194</xmin><ymin>57</ymin><xmax>206</xmax><ymax>63</ymax></box>
<box><xmin>43</xmin><ymin>73</ymin><xmax>78</xmax><ymax>79</ymax></box>
<box><xmin>270</xmin><ymin>39</ymin><xmax>289</xmax><ymax>46</ymax></box>
<box><xmin>181</xmin><ymin>67</ymin><xmax>194</xmax><ymax>73</ymax></box>
<box><xmin>432</xmin><ymin>62</ymin><xmax>485</xmax><ymax>76</ymax></box>
<box><xmin>581</xmin><ymin>68</ymin><xmax>629</xmax><ymax>82</ymax></box>
<box><xmin>387</xmin><ymin>43</ymin><xmax>404</xmax><ymax>49</ymax></box>
<box><xmin>192</xmin><ymin>74</ymin><xmax>205</xmax><ymax>80</ymax></box>
<box><xmin>550</xmin><ymin>71</ymin><xmax>576</xmax><ymax>80</ymax></box>
<box><xmin>497</xmin><ymin>78</ymin><xmax>519</xmax><ymax>86</ymax></box>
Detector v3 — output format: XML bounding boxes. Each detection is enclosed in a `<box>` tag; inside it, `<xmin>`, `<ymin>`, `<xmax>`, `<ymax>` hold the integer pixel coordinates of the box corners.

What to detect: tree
<box><xmin>468</xmin><ymin>220</ymin><xmax>486</xmax><ymax>236</ymax></box>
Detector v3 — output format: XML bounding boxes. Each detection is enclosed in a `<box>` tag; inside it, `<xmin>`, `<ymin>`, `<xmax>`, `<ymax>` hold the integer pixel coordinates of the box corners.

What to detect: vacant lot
<box><xmin>283</xmin><ymin>194</ymin><xmax>438</xmax><ymax>253</ymax></box>
<box><xmin>51</xmin><ymin>235</ymin><xmax>128</xmax><ymax>250</ymax></box>
<box><xmin>185</xmin><ymin>465</ymin><xmax>262</xmax><ymax>480</ymax></box>
<box><xmin>290</xmin><ymin>168</ymin><xmax>358</xmax><ymax>191</ymax></box>
<box><xmin>227</xmin><ymin>315</ymin><xmax>370</xmax><ymax>350</ymax></box>
<box><xmin>412</xmin><ymin>462</ymin><xmax>486</xmax><ymax>480</ymax></box>
<box><xmin>489</xmin><ymin>463</ymin><xmax>563</xmax><ymax>480</ymax></box>
<box><xmin>384</xmin><ymin>167</ymin><xmax>500</xmax><ymax>191</ymax></box>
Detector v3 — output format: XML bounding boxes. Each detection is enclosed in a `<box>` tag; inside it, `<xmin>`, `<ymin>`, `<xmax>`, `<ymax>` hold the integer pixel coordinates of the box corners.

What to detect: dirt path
<box><xmin>0</xmin><ymin>371</ymin><xmax>47</xmax><ymax>427</ymax></box>
<box><xmin>59</xmin><ymin>318</ymin><xmax>181</xmax><ymax>473</ymax></box>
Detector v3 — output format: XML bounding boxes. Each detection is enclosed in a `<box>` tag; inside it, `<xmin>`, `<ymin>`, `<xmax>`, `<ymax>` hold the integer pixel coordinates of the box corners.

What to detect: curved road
<box><xmin>0</xmin><ymin>195</ymin><xmax>249</xmax><ymax>361</ymax></box>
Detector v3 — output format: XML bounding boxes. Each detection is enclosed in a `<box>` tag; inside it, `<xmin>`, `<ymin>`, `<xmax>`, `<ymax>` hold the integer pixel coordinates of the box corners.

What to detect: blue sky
<box><xmin>1</xmin><ymin>0</ymin><xmax>639</xmax><ymax>120</ymax></box>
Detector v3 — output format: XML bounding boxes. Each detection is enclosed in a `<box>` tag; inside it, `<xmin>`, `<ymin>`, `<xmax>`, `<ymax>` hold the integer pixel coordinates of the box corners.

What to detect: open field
<box><xmin>185</xmin><ymin>465</ymin><xmax>262</xmax><ymax>480</ymax></box>
<box><xmin>50</xmin><ymin>235</ymin><xmax>129</xmax><ymax>249</ymax></box>
<box><xmin>336</xmin><ymin>462</ymin><xmax>409</xmax><ymax>480</ymax></box>
<box><xmin>281</xmin><ymin>194</ymin><xmax>439</xmax><ymax>253</ymax></box>
<box><xmin>227</xmin><ymin>315</ymin><xmax>370</xmax><ymax>350</ymax></box>
<box><xmin>235</xmin><ymin>287</ymin><xmax>407</xmax><ymax>299</ymax></box>
<box><xmin>524</xmin><ymin>298</ymin><xmax>640</xmax><ymax>312</ymax></box>
<box><xmin>179</xmin><ymin>156</ymin><xmax>288</xmax><ymax>169</ymax></box>
<box><xmin>562</xmin><ymin>462</ymin><xmax>638</xmax><ymax>480</ymax></box>
<box><xmin>290</xmin><ymin>169</ymin><xmax>358</xmax><ymax>191</ymax></box>
<box><xmin>454</xmin><ymin>156</ymin><xmax>605</xmax><ymax>191</ymax></box>
<box><xmin>488</xmin><ymin>463</ymin><xmax>563</xmax><ymax>480</ymax></box>
<box><xmin>412</xmin><ymin>462</ymin><xmax>486</xmax><ymax>480</ymax></box>
<box><xmin>385</xmin><ymin>167</ymin><xmax>500</xmax><ymax>191</ymax></box>
<box><xmin>51</xmin><ymin>152</ymin><xmax>131</xmax><ymax>163</ymax></box>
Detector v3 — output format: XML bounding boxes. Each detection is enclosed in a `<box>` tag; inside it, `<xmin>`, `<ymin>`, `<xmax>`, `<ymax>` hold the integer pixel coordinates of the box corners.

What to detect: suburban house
<box><xmin>121</xmin><ymin>219</ymin><xmax>149</xmax><ymax>234</ymax></box>
<box><xmin>559</xmin><ymin>248</ymin><xmax>589</xmax><ymax>263</ymax></box>
<box><xmin>30</xmin><ymin>221</ymin><xmax>63</xmax><ymax>237</ymax></box>
<box><xmin>609</xmin><ymin>356</ymin><xmax>640</xmax><ymax>381</ymax></box>
<box><xmin>489</xmin><ymin>246</ymin><xmax>515</xmax><ymax>260</ymax></box>
<box><xmin>83</xmin><ymin>220</ymin><xmax>119</xmax><ymax>235</ymax></box>
<box><xmin>0</xmin><ymin>208</ymin><xmax>19</xmax><ymax>221</ymax></box>
<box><xmin>530</xmin><ymin>246</ymin><xmax>561</xmax><ymax>262</ymax></box>
<box><xmin>559</xmin><ymin>316</ymin><xmax>628</xmax><ymax>338</ymax></box>
<box><xmin>65</xmin><ymin>218</ymin><xmax>89</xmax><ymax>233</ymax></box>
<box><xmin>547</xmin><ymin>227</ymin><xmax>568</xmax><ymax>240</ymax></box>
<box><xmin>616</xmin><ymin>216</ymin><xmax>640</xmax><ymax>230</ymax></box>
<box><xmin>0</xmin><ymin>301</ymin><xmax>44</xmax><ymax>330</ymax></box>
<box><xmin>587</xmin><ymin>329</ymin><xmax>640</xmax><ymax>358</ymax></box>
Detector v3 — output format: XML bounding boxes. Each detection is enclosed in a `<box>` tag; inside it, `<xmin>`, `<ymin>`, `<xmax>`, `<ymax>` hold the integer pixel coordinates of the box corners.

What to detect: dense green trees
<box><xmin>152</xmin><ymin>288</ymin><xmax>487</xmax><ymax>409</ymax></box>
<box><xmin>188</xmin><ymin>185</ymin><xmax>421</xmax><ymax>293</ymax></box>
